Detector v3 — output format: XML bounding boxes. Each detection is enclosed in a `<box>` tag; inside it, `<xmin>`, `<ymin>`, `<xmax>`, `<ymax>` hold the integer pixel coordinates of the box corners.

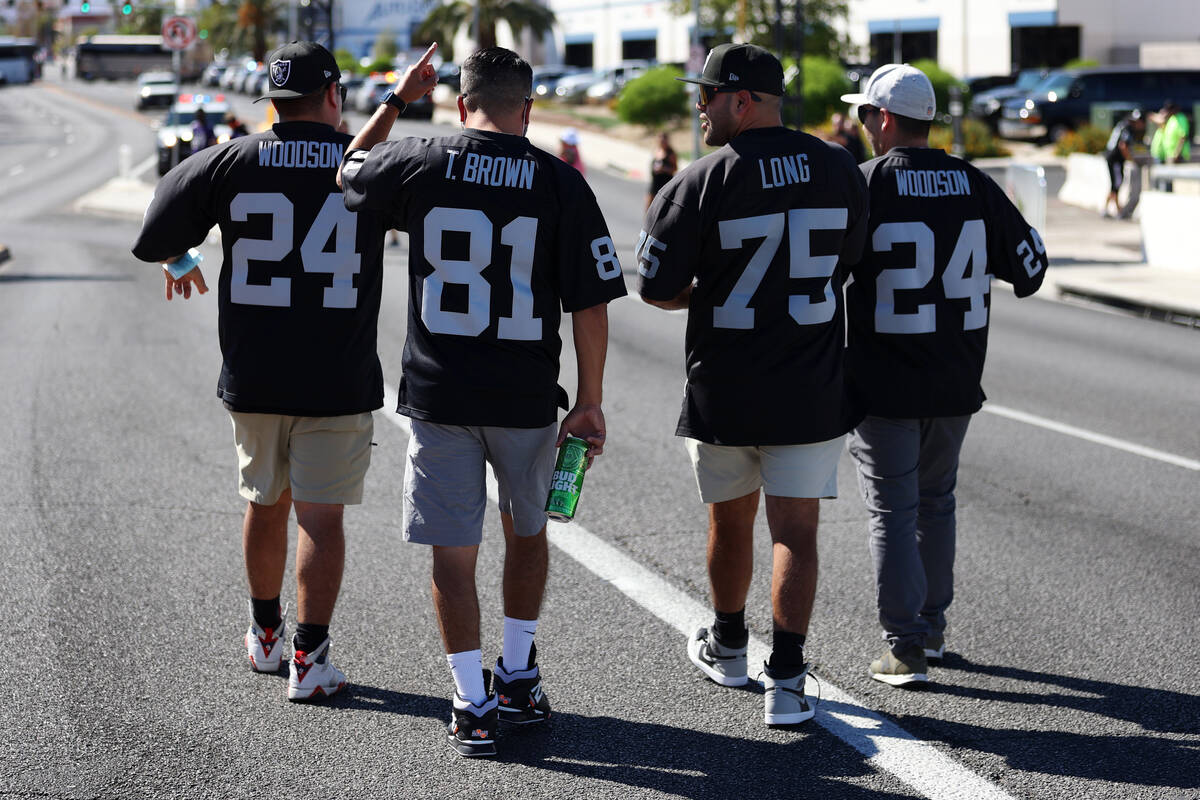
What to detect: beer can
<box><xmin>545</xmin><ymin>436</ymin><xmax>589</xmax><ymax>522</ymax></box>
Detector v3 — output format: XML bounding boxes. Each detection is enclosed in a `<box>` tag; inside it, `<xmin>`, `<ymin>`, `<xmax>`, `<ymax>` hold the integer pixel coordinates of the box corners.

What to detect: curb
<box><xmin>1055</xmin><ymin>281</ymin><xmax>1200</xmax><ymax>327</ymax></box>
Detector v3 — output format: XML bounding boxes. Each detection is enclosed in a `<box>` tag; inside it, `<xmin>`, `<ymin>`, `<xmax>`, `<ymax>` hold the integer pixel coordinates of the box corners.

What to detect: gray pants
<box><xmin>847</xmin><ymin>415</ymin><xmax>971</xmax><ymax>651</ymax></box>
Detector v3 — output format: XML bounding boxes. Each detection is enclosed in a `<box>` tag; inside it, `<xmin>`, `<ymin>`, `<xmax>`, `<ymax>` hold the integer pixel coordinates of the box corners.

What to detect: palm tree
<box><xmin>416</xmin><ymin>0</ymin><xmax>555</xmax><ymax>59</ymax></box>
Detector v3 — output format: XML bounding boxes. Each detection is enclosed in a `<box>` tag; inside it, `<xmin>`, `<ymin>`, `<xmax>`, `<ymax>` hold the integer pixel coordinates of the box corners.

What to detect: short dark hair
<box><xmin>273</xmin><ymin>81</ymin><xmax>332</xmax><ymax>120</ymax></box>
<box><xmin>460</xmin><ymin>47</ymin><xmax>532</xmax><ymax>116</ymax></box>
<box><xmin>890</xmin><ymin>111</ymin><xmax>932</xmax><ymax>139</ymax></box>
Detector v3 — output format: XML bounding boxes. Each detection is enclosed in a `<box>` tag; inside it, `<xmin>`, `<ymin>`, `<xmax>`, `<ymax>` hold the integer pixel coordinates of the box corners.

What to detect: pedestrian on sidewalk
<box><xmin>637</xmin><ymin>42</ymin><xmax>869</xmax><ymax>727</ymax></box>
<box><xmin>840</xmin><ymin>64</ymin><xmax>1048</xmax><ymax>687</ymax></box>
<box><xmin>1104</xmin><ymin>109</ymin><xmax>1145</xmax><ymax>218</ymax></box>
<box><xmin>131</xmin><ymin>42</ymin><xmax>395</xmax><ymax>702</ymax></box>
<box><xmin>558</xmin><ymin>127</ymin><xmax>586</xmax><ymax>176</ymax></box>
<box><xmin>1153</xmin><ymin>100</ymin><xmax>1191</xmax><ymax>165</ymax></box>
<box><xmin>339</xmin><ymin>45</ymin><xmax>626</xmax><ymax>757</ymax></box>
<box><xmin>646</xmin><ymin>131</ymin><xmax>678</xmax><ymax>209</ymax></box>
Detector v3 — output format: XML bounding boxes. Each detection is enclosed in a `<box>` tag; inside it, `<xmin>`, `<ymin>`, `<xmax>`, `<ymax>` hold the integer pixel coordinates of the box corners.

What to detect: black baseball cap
<box><xmin>676</xmin><ymin>43</ymin><xmax>785</xmax><ymax>96</ymax></box>
<box><xmin>255</xmin><ymin>41</ymin><xmax>341</xmax><ymax>102</ymax></box>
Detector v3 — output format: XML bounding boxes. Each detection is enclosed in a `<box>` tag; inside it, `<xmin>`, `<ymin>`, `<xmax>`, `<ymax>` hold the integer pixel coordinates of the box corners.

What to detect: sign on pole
<box><xmin>161</xmin><ymin>16</ymin><xmax>197</xmax><ymax>51</ymax></box>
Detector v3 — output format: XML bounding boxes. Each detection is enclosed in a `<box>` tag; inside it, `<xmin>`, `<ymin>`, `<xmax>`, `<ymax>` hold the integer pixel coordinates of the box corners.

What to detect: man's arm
<box><xmin>642</xmin><ymin>284</ymin><xmax>692</xmax><ymax>310</ymax></box>
<box><xmin>558</xmin><ymin>303</ymin><xmax>609</xmax><ymax>465</ymax></box>
<box><xmin>336</xmin><ymin>43</ymin><xmax>439</xmax><ymax>189</ymax></box>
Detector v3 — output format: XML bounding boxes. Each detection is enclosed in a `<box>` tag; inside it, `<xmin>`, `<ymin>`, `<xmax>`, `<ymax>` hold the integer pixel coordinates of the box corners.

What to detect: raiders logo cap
<box><xmin>255</xmin><ymin>41</ymin><xmax>341</xmax><ymax>102</ymax></box>
<box><xmin>676</xmin><ymin>43</ymin><xmax>785</xmax><ymax>96</ymax></box>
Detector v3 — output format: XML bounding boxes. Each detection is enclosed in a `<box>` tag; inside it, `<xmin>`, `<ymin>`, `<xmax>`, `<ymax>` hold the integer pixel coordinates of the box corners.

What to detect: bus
<box><xmin>0</xmin><ymin>37</ymin><xmax>38</xmax><ymax>84</ymax></box>
<box><xmin>75</xmin><ymin>34</ymin><xmax>199</xmax><ymax>81</ymax></box>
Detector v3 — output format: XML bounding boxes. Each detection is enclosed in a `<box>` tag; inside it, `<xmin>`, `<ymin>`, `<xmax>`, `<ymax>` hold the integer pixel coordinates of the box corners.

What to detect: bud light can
<box><xmin>546</xmin><ymin>436</ymin><xmax>588</xmax><ymax>522</ymax></box>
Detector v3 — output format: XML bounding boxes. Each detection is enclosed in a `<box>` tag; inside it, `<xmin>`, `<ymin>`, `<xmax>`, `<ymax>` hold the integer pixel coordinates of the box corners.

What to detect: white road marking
<box><xmin>129</xmin><ymin>154</ymin><xmax>157</xmax><ymax>180</ymax></box>
<box><xmin>380</xmin><ymin>384</ymin><xmax>1015</xmax><ymax>800</ymax></box>
<box><xmin>983</xmin><ymin>403</ymin><xmax>1200</xmax><ymax>471</ymax></box>
<box><xmin>9</xmin><ymin>165</ymin><xmax>23</xmax><ymax>176</ymax></box>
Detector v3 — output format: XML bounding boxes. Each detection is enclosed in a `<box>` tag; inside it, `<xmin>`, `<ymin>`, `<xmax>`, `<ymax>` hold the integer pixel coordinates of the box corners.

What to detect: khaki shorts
<box><xmin>684</xmin><ymin>435</ymin><xmax>844</xmax><ymax>503</ymax></box>
<box><xmin>229</xmin><ymin>411</ymin><xmax>374</xmax><ymax>506</ymax></box>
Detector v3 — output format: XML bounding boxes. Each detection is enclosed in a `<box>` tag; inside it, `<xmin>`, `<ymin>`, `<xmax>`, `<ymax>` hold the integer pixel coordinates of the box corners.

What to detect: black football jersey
<box><xmin>133</xmin><ymin>121</ymin><xmax>385</xmax><ymax>417</ymax></box>
<box><xmin>636</xmin><ymin>127</ymin><xmax>869</xmax><ymax>446</ymax></box>
<box><xmin>341</xmin><ymin>129</ymin><xmax>627</xmax><ymax>429</ymax></box>
<box><xmin>845</xmin><ymin>146</ymin><xmax>1048</xmax><ymax>418</ymax></box>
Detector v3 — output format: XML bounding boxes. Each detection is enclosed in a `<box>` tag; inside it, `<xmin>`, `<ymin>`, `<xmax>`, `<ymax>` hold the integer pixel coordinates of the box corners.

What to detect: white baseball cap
<box><xmin>841</xmin><ymin>63</ymin><xmax>936</xmax><ymax>121</ymax></box>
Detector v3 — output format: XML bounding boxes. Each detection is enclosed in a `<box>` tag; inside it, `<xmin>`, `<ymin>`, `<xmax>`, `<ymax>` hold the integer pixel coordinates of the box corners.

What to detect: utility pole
<box><xmin>794</xmin><ymin>0</ymin><xmax>803</xmax><ymax>127</ymax></box>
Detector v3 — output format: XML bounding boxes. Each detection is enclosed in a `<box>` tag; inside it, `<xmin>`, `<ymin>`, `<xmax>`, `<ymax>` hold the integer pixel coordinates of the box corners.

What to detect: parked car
<box><xmin>999</xmin><ymin>66</ymin><xmax>1200</xmax><ymax>141</ymax></box>
<box><xmin>135</xmin><ymin>70</ymin><xmax>177</xmax><ymax>109</ymax></box>
<box><xmin>352</xmin><ymin>74</ymin><xmax>435</xmax><ymax>118</ymax></box>
<box><xmin>585</xmin><ymin>61</ymin><xmax>651</xmax><ymax>101</ymax></box>
<box><xmin>220</xmin><ymin>61</ymin><xmax>254</xmax><ymax>92</ymax></box>
<box><xmin>156</xmin><ymin>94</ymin><xmax>231</xmax><ymax>176</ymax></box>
<box><xmin>436</xmin><ymin>61</ymin><xmax>461</xmax><ymax>92</ymax></box>
<box><xmin>554</xmin><ymin>68</ymin><xmax>605</xmax><ymax>102</ymax></box>
<box><xmin>532</xmin><ymin>64</ymin><xmax>583</xmax><ymax>98</ymax></box>
<box><xmin>969</xmin><ymin>68</ymin><xmax>1048</xmax><ymax>130</ymax></box>
<box><xmin>200</xmin><ymin>62</ymin><xmax>228</xmax><ymax>87</ymax></box>
<box><xmin>240</xmin><ymin>64</ymin><xmax>269</xmax><ymax>95</ymax></box>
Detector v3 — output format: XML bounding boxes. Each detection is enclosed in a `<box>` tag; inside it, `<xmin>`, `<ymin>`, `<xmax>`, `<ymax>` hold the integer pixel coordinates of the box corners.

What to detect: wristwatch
<box><xmin>381</xmin><ymin>90</ymin><xmax>407</xmax><ymax>114</ymax></box>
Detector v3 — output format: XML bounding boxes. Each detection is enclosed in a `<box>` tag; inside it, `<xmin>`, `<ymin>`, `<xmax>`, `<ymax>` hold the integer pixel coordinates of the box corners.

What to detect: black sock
<box><xmin>713</xmin><ymin>608</ymin><xmax>748</xmax><ymax>648</ymax></box>
<box><xmin>251</xmin><ymin>596</ymin><xmax>282</xmax><ymax>630</ymax></box>
<box><xmin>294</xmin><ymin>623</ymin><xmax>329</xmax><ymax>656</ymax></box>
<box><xmin>769</xmin><ymin>630</ymin><xmax>806</xmax><ymax>673</ymax></box>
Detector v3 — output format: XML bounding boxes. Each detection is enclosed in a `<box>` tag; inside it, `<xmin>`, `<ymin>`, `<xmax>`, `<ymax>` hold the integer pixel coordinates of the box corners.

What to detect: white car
<box><xmin>136</xmin><ymin>71</ymin><xmax>177</xmax><ymax>110</ymax></box>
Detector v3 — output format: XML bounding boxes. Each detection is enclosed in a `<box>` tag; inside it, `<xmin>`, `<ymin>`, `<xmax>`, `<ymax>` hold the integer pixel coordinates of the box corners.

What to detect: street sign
<box><xmin>161</xmin><ymin>16</ymin><xmax>197</xmax><ymax>51</ymax></box>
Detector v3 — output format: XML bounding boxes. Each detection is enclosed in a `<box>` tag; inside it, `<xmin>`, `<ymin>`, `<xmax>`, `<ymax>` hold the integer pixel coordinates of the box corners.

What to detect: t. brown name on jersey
<box><xmin>257</xmin><ymin>140</ymin><xmax>345</xmax><ymax>169</ymax></box>
<box><xmin>895</xmin><ymin>169</ymin><xmax>971</xmax><ymax>198</ymax></box>
<box><xmin>444</xmin><ymin>148</ymin><xmax>535</xmax><ymax>190</ymax></box>
<box><xmin>758</xmin><ymin>153</ymin><xmax>811</xmax><ymax>188</ymax></box>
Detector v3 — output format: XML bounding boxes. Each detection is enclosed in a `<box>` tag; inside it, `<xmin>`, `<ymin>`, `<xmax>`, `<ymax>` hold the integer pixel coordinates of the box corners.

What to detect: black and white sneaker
<box><xmin>494</xmin><ymin>646</ymin><xmax>552</xmax><ymax>724</ymax></box>
<box><xmin>447</xmin><ymin>674</ymin><xmax>499</xmax><ymax>758</ymax></box>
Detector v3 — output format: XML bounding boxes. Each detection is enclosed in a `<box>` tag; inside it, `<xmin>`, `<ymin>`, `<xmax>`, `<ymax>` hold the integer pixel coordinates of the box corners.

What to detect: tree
<box><xmin>668</xmin><ymin>0</ymin><xmax>850</xmax><ymax>62</ymax></box>
<box><xmin>416</xmin><ymin>0</ymin><xmax>555</xmax><ymax>60</ymax></box>
<box><xmin>116</xmin><ymin>5</ymin><xmax>164</xmax><ymax>36</ymax></box>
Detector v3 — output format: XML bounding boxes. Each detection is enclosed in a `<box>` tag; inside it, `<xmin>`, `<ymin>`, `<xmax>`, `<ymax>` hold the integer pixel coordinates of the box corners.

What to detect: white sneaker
<box><xmin>244</xmin><ymin>603</ymin><xmax>286</xmax><ymax>673</ymax></box>
<box><xmin>287</xmin><ymin>637</ymin><xmax>346</xmax><ymax>701</ymax></box>
<box><xmin>763</xmin><ymin>662</ymin><xmax>815</xmax><ymax>726</ymax></box>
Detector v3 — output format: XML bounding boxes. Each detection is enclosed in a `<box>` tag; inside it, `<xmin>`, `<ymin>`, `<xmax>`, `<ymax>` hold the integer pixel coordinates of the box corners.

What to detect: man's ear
<box><xmin>457</xmin><ymin>94</ymin><xmax>468</xmax><ymax>123</ymax></box>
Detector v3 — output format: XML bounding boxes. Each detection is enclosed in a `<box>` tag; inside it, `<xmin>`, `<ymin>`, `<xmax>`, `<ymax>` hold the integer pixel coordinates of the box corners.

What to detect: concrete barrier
<box><xmin>1057</xmin><ymin>152</ymin><xmax>1140</xmax><ymax>215</ymax></box>
<box><xmin>1005</xmin><ymin>164</ymin><xmax>1046</xmax><ymax>234</ymax></box>
<box><xmin>1139</xmin><ymin>190</ymin><xmax>1200</xmax><ymax>272</ymax></box>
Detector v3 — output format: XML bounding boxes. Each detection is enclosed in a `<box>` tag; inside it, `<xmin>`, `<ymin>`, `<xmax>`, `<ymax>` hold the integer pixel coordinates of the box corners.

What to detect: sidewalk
<box><xmin>50</xmin><ymin>104</ymin><xmax>1200</xmax><ymax>327</ymax></box>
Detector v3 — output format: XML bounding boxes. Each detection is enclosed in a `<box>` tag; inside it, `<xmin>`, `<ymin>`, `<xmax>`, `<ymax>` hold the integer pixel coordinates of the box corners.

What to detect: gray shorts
<box><xmin>403</xmin><ymin>420</ymin><xmax>558</xmax><ymax>546</ymax></box>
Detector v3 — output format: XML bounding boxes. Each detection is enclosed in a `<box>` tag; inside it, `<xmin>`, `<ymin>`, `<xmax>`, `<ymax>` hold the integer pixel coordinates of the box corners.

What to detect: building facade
<box><xmin>841</xmin><ymin>0</ymin><xmax>1200</xmax><ymax>78</ymax></box>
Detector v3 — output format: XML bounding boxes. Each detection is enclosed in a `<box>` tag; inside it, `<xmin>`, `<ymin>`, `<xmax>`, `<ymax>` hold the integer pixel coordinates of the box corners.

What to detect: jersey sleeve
<box><xmin>980</xmin><ymin>173</ymin><xmax>1048</xmax><ymax>298</ymax></box>
<box><xmin>341</xmin><ymin>139</ymin><xmax>425</xmax><ymax>229</ymax></box>
<box><xmin>555</xmin><ymin>169</ymin><xmax>628</xmax><ymax>312</ymax></box>
<box><xmin>636</xmin><ymin>178</ymin><xmax>702</xmax><ymax>302</ymax></box>
<box><xmin>131</xmin><ymin>150</ymin><xmax>220</xmax><ymax>262</ymax></box>
<box><xmin>841</xmin><ymin>152</ymin><xmax>871</xmax><ymax>267</ymax></box>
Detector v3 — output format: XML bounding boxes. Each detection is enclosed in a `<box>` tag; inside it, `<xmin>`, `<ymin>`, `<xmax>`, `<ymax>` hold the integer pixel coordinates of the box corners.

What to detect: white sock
<box><xmin>446</xmin><ymin>649</ymin><xmax>486</xmax><ymax>705</ymax></box>
<box><xmin>501</xmin><ymin>616</ymin><xmax>538</xmax><ymax>672</ymax></box>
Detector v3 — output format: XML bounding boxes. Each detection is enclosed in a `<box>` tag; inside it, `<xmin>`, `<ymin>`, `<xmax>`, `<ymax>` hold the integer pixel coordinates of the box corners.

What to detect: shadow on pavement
<box><xmin>0</xmin><ymin>272</ymin><xmax>135</xmax><ymax>283</ymax></box>
<box><xmin>329</xmin><ymin>684</ymin><xmax>914</xmax><ymax>798</ymax></box>
<box><xmin>898</xmin><ymin>654</ymin><xmax>1200</xmax><ymax>790</ymax></box>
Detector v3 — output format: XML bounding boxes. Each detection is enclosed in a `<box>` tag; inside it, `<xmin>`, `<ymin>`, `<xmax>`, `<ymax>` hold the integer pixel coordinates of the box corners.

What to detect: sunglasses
<box><xmin>338</xmin><ymin>83</ymin><xmax>348</xmax><ymax>103</ymax></box>
<box><xmin>698</xmin><ymin>85</ymin><xmax>763</xmax><ymax>106</ymax></box>
<box><xmin>857</xmin><ymin>104</ymin><xmax>879</xmax><ymax>124</ymax></box>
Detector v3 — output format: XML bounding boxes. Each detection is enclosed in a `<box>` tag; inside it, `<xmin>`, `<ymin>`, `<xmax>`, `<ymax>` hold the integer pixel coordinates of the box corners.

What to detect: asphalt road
<box><xmin>0</xmin><ymin>77</ymin><xmax>1197</xmax><ymax>800</ymax></box>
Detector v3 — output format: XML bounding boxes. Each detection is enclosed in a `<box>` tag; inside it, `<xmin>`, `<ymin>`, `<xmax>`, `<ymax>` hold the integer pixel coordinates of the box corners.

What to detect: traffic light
<box><xmin>121</xmin><ymin>2</ymin><xmax>132</xmax><ymax>13</ymax></box>
<box><xmin>80</xmin><ymin>0</ymin><xmax>90</xmax><ymax>11</ymax></box>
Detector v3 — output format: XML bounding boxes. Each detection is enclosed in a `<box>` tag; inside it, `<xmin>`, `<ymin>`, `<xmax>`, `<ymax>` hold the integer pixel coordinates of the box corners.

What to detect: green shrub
<box><xmin>781</xmin><ymin>55</ymin><xmax>854</xmax><ymax>126</ymax></box>
<box><xmin>616</xmin><ymin>66</ymin><xmax>690</xmax><ymax>130</ymax></box>
<box><xmin>911</xmin><ymin>59</ymin><xmax>964</xmax><ymax>119</ymax></box>
<box><xmin>364</xmin><ymin>58</ymin><xmax>395</xmax><ymax>76</ymax></box>
<box><xmin>928</xmin><ymin>118</ymin><xmax>1010</xmax><ymax>159</ymax></box>
<box><xmin>334</xmin><ymin>48</ymin><xmax>358</xmax><ymax>76</ymax></box>
<box><xmin>1053</xmin><ymin>123</ymin><xmax>1110</xmax><ymax>156</ymax></box>
<box><xmin>1063</xmin><ymin>58</ymin><xmax>1099</xmax><ymax>69</ymax></box>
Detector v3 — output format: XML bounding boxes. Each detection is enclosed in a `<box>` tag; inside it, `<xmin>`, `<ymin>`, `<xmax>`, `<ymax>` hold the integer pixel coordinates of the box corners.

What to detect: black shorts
<box><xmin>1108</xmin><ymin>158</ymin><xmax>1125</xmax><ymax>192</ymax></box>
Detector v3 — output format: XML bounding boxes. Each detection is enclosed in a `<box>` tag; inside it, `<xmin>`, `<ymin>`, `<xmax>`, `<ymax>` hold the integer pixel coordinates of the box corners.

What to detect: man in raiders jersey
<box><xmin>338</xmin><ymin>46</ymin><xmax>626</xmax><ymax>757</ymax></box>
<box><xmin>637</xmin><ymin>43</ymin><xmax>868</xmax><ymax>726</ymax></box>
<box><xmin>840</xmin><ymin>64</ymin><xmax>1047</xmax><ymax>686</ymax></box>
<box><xmin>133</xmin><ymin>42</ymin><xmax>431</xmax><ymax>702</ymax></box>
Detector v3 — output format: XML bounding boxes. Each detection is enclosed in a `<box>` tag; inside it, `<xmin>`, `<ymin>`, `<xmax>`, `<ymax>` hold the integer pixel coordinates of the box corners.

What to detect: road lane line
<box><xmin>983</xmin><ymin>403</ymin><xmax>1200</xmax><ymax>471</ymax></box>
<box><xmin>380</xmin><ymin>384</ymin><xmax>1015</xmax><ymax>800</ymax></box>
<box><xmin>130</xmin><ymin>154</ymin><xmax>157</xmax><ymax>180</ymax></box>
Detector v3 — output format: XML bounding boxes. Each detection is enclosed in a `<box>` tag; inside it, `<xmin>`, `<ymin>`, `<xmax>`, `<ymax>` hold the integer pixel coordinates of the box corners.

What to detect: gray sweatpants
<box><xmin>847</xmin><ymin>415</ymin><xmax>971</xmax><ymax>651</ymax></box>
